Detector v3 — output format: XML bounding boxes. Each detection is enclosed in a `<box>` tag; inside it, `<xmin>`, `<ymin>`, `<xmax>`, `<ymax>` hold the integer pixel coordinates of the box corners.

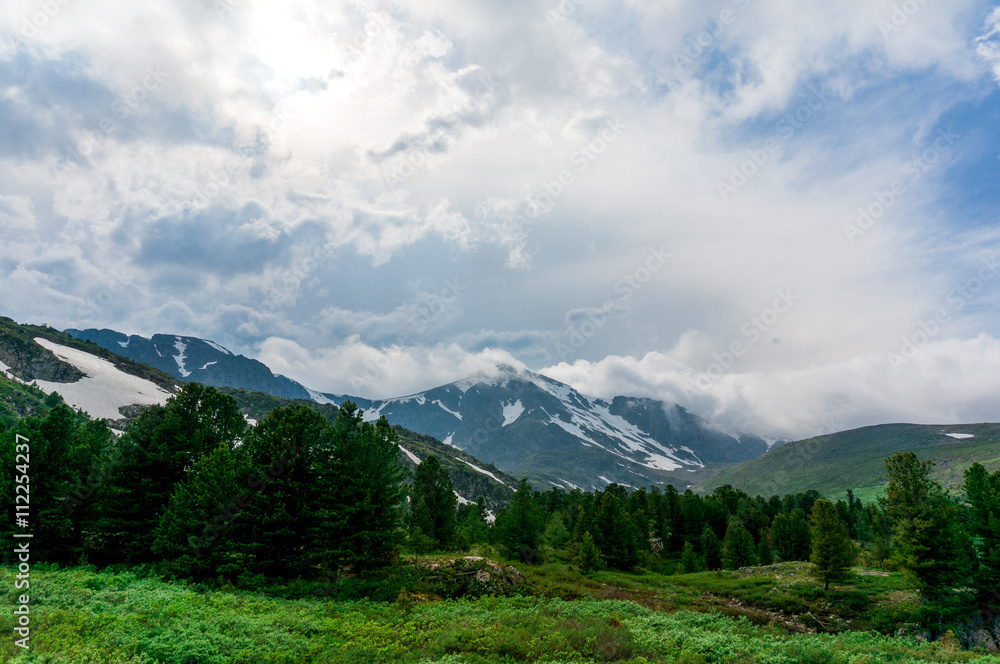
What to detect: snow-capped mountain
<box><xmin>324</xmin><ymin>364</ymin><xmax>768</xmax><ymax>489</ymax></box>
<box><xmin>65</xmin><ymin>327</ymin><xmax>768</xmax><ymax>488</ymax></box>
<box><xmin>66</xmin><ymin>329</ymin><xmax>312</xmax><ymax>399</ymax></box>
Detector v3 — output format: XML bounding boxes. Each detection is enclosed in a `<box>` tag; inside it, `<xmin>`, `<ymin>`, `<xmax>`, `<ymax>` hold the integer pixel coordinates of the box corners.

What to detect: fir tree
<box><xmin>700</xmin><ymin>524</ymin><xmax>723</xmax><ymax>571</ymax></box>
<box><xmin>964</xmin><ymin>463</ymin><xmax>1000</xmax><ymax>610</ymax></box>
<box><xmin>409</xmin><ymin>454</ymin><xmax>457</xmax><ymax>549</ymax></box>
<box><xmin>680</xmin><ymin>541</ymin><xmax>701</xmax><ymax>573</ymax></box>
<box><xmin>722</xmin><ymin>518</ymin><xmax>757</xmax><ymax>570</ymax></box>
<box><xmin>809</xmin><ymin>498</ymin><xmax>855</xmax><ymax>590</ymax></box>
<box><xmin>494</xmin><ymin>479</ymin><xmax>544</xmax><ymax>563</ymax></box>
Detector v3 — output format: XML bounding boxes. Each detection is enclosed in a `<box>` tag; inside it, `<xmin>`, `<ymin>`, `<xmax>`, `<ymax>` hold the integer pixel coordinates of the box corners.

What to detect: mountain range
<box><xmin>67</xmin><ymin>328</ymin><xmax>767</xmax><ymax>489</ymax></box>
<box><xmin>5</xmin><ymin>318</ymin><xmax>998</xmax><ymax>501</ymax></box>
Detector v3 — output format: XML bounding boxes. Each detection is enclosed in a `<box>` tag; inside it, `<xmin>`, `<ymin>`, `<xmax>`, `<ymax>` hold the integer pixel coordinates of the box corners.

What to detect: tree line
<box><xmin>2</xmin><ymin>383</ymin><xmax>999</xmax><ymax>629</ymax></box>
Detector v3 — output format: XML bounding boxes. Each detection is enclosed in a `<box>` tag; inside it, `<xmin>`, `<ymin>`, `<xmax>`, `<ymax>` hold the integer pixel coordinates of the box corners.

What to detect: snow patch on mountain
<box><xmin>172</xmin><ymin>338</ymin><xmax>190</xmax><ymax>377</ymax></box>
<box><xmin>400</xmin><ymin>446</ymin><xmax>421</xmax><ymax>464</ymax></box>
<box><xmin>462</xmin><ymin>460</ymin><xmax>509</xmax><ymax>487</ymax></box>
<box><xmin>307</xmin><ymin>389</ymin><xmax>337</xmax><ymax>405</ymax></box>
<box><xmin>118</xmin><ymin>340</ymin><xmax>129</xmax><ymax>348</ymax></box>
<box><xmin>200</xmin><ymin>360</ymin><xmax>218</xmax><ymax>370</ymax></box>
<box><xmin>203</xmin><ymin>339</ymin><xmax>232</xmax><ymax>355</ymax></box>
<box><xmin>32</xmin><ymin>338</ymin><xmax>173</xmax><ymax>420</ymax></box>
<box><xmin>454</xmin><ymin>491</ymin><xmax>473</xmax><ymax>506</ymax></box>
<box><xmin>501</xmin><ymin>399</ymin><xmax>524</xmax><ymax>426</ymax></box>
<box><xmin>945</xmin><ymin>433</ymin><xmax>974</xmax><ymax>439</ymax></box>
<box><xmin>0</xmin><ymin>358</ymin><xmax>28</xmax><ymax>384</ymax></box>
<box><xmin>435</xmin><ymin>399</ymin><xmax>462</xmax><ymax>420</ymax></box>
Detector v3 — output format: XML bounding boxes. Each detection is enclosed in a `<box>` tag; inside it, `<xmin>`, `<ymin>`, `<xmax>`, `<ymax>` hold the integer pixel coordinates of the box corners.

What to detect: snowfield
<box><xmin>32</xmin><ymin>338</ymin><xmax>174</xmax><ymax>420</ymax></box>
<box><xmin>945</xmin><ymin>433</ymin><xmax>974</xmax><ymax>439</ymax></box>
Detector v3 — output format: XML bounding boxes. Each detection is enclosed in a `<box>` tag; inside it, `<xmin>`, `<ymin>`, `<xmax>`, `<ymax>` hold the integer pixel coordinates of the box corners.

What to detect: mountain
<box><xmin>693</xmin><ymin>422</ymin><xmax>1000</xmax><ymax>503</ymax></box>
<box><xmin>322</xmin><ymin>364</ymin><xmax>768</xmax><ymax>489</ymax></box>
<box><xmin>65</xmin><ymin>328</ymin><xmax>313</xmax><ymax>400</ymax></box>
<box><xmin>0</xmin><ymin>316</ymin><xmax>181</xmax><ymax>426</ymax></box>
<box><xmin>2</xmin><ymin>316</ymin><xmax>514</xmax><ymax>510</ymax></box>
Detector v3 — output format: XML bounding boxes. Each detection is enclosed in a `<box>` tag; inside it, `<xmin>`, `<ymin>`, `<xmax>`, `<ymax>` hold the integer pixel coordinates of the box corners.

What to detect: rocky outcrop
<box><xmin>0</xmin><ymin>334</ymin><xmax>83</xmax><ymax>383</ymax></box>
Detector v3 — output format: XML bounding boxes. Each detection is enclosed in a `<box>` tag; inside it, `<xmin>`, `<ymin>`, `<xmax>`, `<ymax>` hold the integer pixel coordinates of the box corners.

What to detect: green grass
<box><xmin>3</xmin><ymin>564</ymin><xmax>997</xmax><ymax>664</ymax></box>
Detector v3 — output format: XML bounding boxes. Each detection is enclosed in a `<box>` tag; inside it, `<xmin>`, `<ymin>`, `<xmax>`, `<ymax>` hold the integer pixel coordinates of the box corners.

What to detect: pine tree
<box><xmin>237</xmin><ymin>404</ymin><xmax>328</xmax><ymax>578</ymax></box>
<box><xmin>153</xmin><ymin>443</ymin><xmax>244</xmax><ymax>579</ymax></box>
<box><xmin>409</xmin><ymin>454</ymin><xmax>457</xmax><ymax>549</ymax></box>
<box><xmin>756</xmin><ymin>529</ymin><xmax>774</xmax><ymax>566</ymax></box>
<box><xmin>722</xmin><ymin>518</ymin><xmax>757</xmax><ymax>570</ymax></box>
<box><xmin>809</xmin><ymin>498</ymin><xmax>855</xmax><ymax>590</ymax></box>
<box><xmin>880</xmin><ymin>452</ymin><xmax>973</xmax><ymax>621</ymax></box>
<box><xmin>700</xmin><ymin>524</ymin><xmax>723</xmax><ymax>571</ymax></box>
<box><xmin>771</xmin><ymin>510</ymin><xmax>811</xmax><ymax>561</ymax></box>
<box><xmin>576</xmin><ymin>531</ymin><xmax>602</xmax><ymax>573</ymax></box>
<box><xmin>594</xmin><ymin>492</ymin><xmax>640</xmax><ymax>570</ymax></box>
<box><xmin>680</xmin><ymin>541</ymin><xmax>701</xmax><ymax>573</ymax></box>
<box><xmin>964</xmin><ymin>463</ymin><xmax>1000</xmax><ymax>609</ymax></box>
<box><xmin>494</xmin><ymin>479</ymin><xmax>544</xmax><ymax>563</ymax></box>
<box><xmin>318</xmin><ymin>406</ymin><xmax>408</xmax><ymax>573</ymax></box>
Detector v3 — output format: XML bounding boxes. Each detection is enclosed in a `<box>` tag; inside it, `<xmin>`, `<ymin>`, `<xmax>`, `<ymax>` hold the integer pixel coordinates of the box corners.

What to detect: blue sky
<box><xmin>1</xmin><ymin>0</ymin><xmax>999</xmax><ymax>439</ymax></box>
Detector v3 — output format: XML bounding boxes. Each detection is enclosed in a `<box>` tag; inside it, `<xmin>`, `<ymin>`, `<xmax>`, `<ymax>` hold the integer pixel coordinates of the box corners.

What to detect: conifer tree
<box><xmin>576</xmin><ymin>531</ymin><xmax>602</xmax><ymax>573</ymax></box>
<box><xmin>409</xmin><ymin>454</ymin><xmax>457</xmax><ymax>549</ymax></box>
<box><xmin>594</xmin><ymin>492</ymin><xmax>640</xmax><ymax>570</ymax></box>
<box><xmin>680</xmin><ymin>541</ymin><xmax>701</xmax><ymax>573</ymax></box>
<box><xmin>494</xmin><ymin>478</ymin><xmax>544</xmax><ymax>562</ymax></box>
<box><xmin>880</xmin><ymin>452</ymin><xmax>973</xmax><ymax>621</ymax></box>
<box><xmin>153</xmin><ymin>442</ymin><xmax>244</xmax><ymax>579</ymax></box>
<box><xmin>722</xmin><ymin>518</ymin><xmax>757</xmax><ymax>570</ymax></box>
<box><xmin>809</xmin><ymin>498</ymin><xmax>855</xmax><ymax>590</ymax></box>
<box><xmin>700</xmin><ymin>524</ymin><xmax>723</xmax><ymax>570</ymax></box>
<box><xmin>964</xmin><ymin>463</ymin><xmax>1000</xmax><ymax>609</ymax></box>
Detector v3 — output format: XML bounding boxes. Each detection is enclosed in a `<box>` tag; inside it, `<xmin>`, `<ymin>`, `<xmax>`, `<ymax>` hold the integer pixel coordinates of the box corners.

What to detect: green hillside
<box><xmin>694</xmin><ymin>422</ymin><xmax>1000</xmax><ymax>502</ymax></box>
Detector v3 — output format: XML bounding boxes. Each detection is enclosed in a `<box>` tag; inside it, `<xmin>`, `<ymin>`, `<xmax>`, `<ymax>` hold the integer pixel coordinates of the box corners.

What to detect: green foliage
<box><xmin>700</xmin><ymin>524</ymin><xmax>722</xmax><ymax>571</ymax></box>
<box><xmin>575</xmin><ymin>531</ymin><xmax>602</xmax><ymax>573</ymax></box>
<box><xmin>809</xmin><ymin>499</ymin><xmax>856</xmax><ymax>590</ymax></box>
<box><xmin>409</xmin><ymin>454</ymin><xmax>458</xmax><ymax>549</ymax></box>
<box><xmin>772</xmin><ymin>510</ymin><xmax>812</xmax><ymax>562</ymax></box>
<box><xmin>593</xmin><ymin>489</ymin><xmax>644</xmax><ymax>571</ymax></box>
<box><xmin>756</xmin><ymin>530</ymin><xmax>774</xmax><ymax>566</ymax></box>
<box><xmin>680</xmin><ymin>541</ymin><xmax>701</xmax><ymax>574</ymax></box>
<box><xmin>3</xmin><ymin>565</ymin><xmax>994</xmax><ymax>664</ymax></box>
<box><xmin>963</xmin><ymin>462</ymin><xmax>1000</xmax><ymax>609</ymax></box>
<box><xmin>721</xmin><ymin>519</ymin><xmax>756</xmax><ymax>570</ymax></box>
<box><xmin>880</xmin><ymin>452</ymin><xmax>974</xmax><ymax>622</ymax></box>
<box><xmin>494</xmin><ymin>479</ymin><xmax>545</xmax><ymax>563</ymax></box>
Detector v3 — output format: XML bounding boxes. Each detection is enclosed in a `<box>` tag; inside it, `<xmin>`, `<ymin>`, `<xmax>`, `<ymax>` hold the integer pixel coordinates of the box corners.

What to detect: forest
<box><xmin>3</xmin><ymin>383</ymin><xmax>1000</xmax><ymax>661</ymax></box>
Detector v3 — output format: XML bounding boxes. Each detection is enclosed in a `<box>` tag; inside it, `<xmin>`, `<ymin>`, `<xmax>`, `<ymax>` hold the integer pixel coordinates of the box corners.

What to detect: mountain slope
<box><xmin>693</xmin><ymin>422</ymin><xmax>1000</xmax><ymax>502</ymax></box>
<box><xmin>1</xmin><ymin>317</ymin><xmax>181</xmax><ymax>424</ymax></box>
<box><xmin>66</xmin><ymin>328</ymin><xmax>312</xmax><ymax>399</ymax></box>
<box><xmin>322</xmin><ymin>364</ymin><xmax>767</xmax><ymax>489</ymax></box>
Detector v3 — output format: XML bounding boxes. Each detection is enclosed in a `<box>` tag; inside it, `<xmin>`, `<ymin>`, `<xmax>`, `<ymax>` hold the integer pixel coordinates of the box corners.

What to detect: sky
<box><xmin>1</xmin><ymin>0</ymin><xmax>999</xmax><ymax>440</ymax></box>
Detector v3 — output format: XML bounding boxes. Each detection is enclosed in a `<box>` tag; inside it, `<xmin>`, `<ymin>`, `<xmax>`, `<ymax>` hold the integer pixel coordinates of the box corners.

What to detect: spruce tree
<box><xmin>680</xmin><ymin>541</ymin><xmax>701</xmax><ymax>573</ymax></box>
<box><xmin>594</xmin><ymin>492</ymin><xmax>640</xmax><ymax>570</ymax></box>
<box><xmin>409</xmin><ymin>454</ymin><xmax>457</xmax><ymax>549</ymax></box>
<box><xmin>494</xmin><ymin>479</ymin><xmax>544</xmax><ymax>563</ymax></box>
<box><xmin>722</xmin><ymin>518</ymin><xmax>757</xmax><ymax>570</ymax></box>
<box><xmin>809</xmin><ymin>498</ymin><xmax>855</xmax><ymax>590</ymax></box>
<box><xmin>880</xmin><ymin>452</ymin><xmax>973</xmax><ymax>621</ymax></box>
<box><xmin>756</xmin><ymin>529</ymin><xmax>774</xmax><ymax>566</ymax></box>
<box><xmin>964</xmin><ymin>463</ymin><xmax>1000</xmax><ymax>609</ymax></box>
<box><xmin>700</xmin><ymin>524</ymin><xmax>723</xmax><ymax>571</ymax></box>
<box><xmin>153</xmin><ymin>442</ymin><xmax>244</xmax><ymax>579</ymax></box>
